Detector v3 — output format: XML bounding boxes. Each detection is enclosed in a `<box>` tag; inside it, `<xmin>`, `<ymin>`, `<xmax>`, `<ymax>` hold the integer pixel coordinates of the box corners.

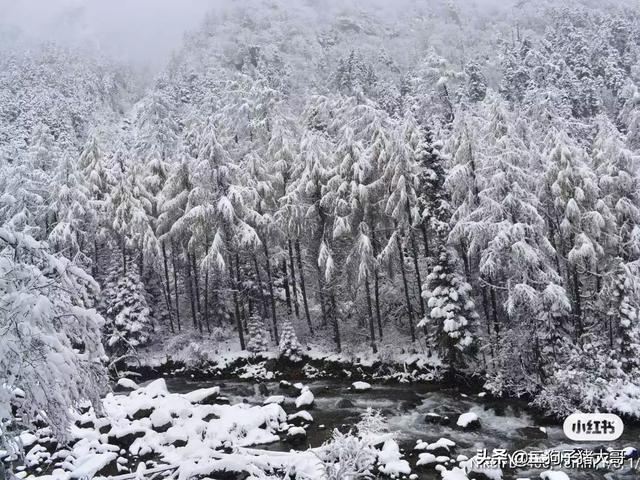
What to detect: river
<box><xmin>162</xmin><ymin>377</ymin><xmax>639</xmax><ymax>480</ymax></box>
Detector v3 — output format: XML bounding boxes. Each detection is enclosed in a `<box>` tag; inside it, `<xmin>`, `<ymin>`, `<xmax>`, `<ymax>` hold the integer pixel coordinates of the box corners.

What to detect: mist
<box><xmin>0</xmin><ymin>0</ymin><xmax>213</xmax><ymax>69</ymax></box>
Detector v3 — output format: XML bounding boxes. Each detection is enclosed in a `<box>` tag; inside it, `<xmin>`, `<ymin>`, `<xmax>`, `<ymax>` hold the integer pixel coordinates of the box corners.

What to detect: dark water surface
<box><xmin>161</xmin><ymin>377</ymin><xmax>639</xmax><ymax>479</ymax></box>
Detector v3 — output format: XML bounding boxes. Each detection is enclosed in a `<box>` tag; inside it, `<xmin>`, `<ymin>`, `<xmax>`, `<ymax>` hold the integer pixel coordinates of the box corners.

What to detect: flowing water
<box><xmin>162</xmin><ymin>377</ymin><xmax>639</xmax><ymax>479</ymax></box>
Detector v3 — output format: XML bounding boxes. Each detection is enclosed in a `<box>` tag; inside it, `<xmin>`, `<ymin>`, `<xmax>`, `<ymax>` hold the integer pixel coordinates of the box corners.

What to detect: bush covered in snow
<box><xmin>316</xmin><ymin>408</ymin><xmax>391</xmax><ymax>479</ymax></box>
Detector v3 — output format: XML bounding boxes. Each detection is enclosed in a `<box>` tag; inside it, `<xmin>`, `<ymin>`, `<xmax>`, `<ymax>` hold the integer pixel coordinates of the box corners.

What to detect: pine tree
<box><xmin>246</xmin><ymin>314</ymin><xmax>269</xmax><ymax>354</ymax></box>
<box><xmin>420</xmin><ymin>247</ymin><xmax>477</xmax><ymax>372</ymax></box>
<box><xmin>100</xmin><ymin>265</ymin><xmax>153</xmax><ymax>359</ymax></box>
<box><xmin>279</xmin><ymin>319</ymin><xmax>303</xmax><ymax>362</ymax></box>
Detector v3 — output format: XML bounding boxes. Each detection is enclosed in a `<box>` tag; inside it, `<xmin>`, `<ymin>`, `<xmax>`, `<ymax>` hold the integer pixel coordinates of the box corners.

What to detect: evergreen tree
<box><xmin>279</xmin><ymin>319</ymin><xmax>303</xmax><ymax>362</ymax></box>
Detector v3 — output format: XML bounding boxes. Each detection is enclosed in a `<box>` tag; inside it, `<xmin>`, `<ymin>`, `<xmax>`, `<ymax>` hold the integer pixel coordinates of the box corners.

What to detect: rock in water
<box><xmin>286</xmin><ymin>426</ymin><xmax>307</xmax><ymax>445</ymax></box>
<box><xmin>336</xmin><ymin>398</ymin><xmax>355</xmax><ymax>408</ymax></box>
<box><xmin>424</xmin><ymin>412</ymin><xmax>451</xmax><ymax>425</ymax></box>
<box><xmin>295</xmin><ymin>387</ymin><xmax>314</xmax><ymax>409</ymax></box>
<box><xmin>351</xmin><ymin>381</ymin><xmax>372</xmax><ymax>391</ymax></box>
<box><xmin>517</xmin><ymin>426</ymin><xmax>547</xmax><ymax>439</ymax></box>
<box><xmin>456</xmin><ymin>412</ymin><xmax>480</xmax><ymax>430</ymax></box>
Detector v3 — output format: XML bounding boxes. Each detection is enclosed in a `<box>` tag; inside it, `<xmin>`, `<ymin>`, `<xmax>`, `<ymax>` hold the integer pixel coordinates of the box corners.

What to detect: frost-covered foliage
<box><xmin>0</xmin><ymin>227</ymin><xmax>107</xmax><ymax>444</ymax></box>
<box><xmin>278</xmin><ymin>320</ymin><xmax>302</xmax><ymax>362</ymax></box>
<box><xmin>318</xmin><ymin>409</ymin><xmax>388</xmax><ymax>480</ymax></box>
<box><xmin>100</xmin><ymin>266</ymin><xmax>152</xmax><ymax>358</ymax></box>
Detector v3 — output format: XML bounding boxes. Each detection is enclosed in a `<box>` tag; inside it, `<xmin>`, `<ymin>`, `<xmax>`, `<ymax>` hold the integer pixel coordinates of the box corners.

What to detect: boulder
<box><xmin>456</xmin><ymin>412</ymin><xmax>480</xmax><ymax>431</ymax></box>
<box><xmin>336</xmin><ymin>398</ymin><xmax>355</xmax><ymax>409</ymax></box>
<box><xmin>128</xmin><ymin>407</ymin><xmax>154</xmax><ymax>421</ymax></box>
<box><xmin>351</xmin><ymin>381</ymin><xmax>372</xmax><ymax>392</ymax></box>
<box><xmin>424</xmin><ymin>412</ymin><xmax>451</xmax><ymax>426</ymax></box>
<box><xmin>286</xmin><ymin>426</ymin><xmax>307</xmax><ymax>446</ymax></box>
<box><xmin>107</xmin><ymin>430</ymin><xmax>145</xmax><ymax>450</ymax></box>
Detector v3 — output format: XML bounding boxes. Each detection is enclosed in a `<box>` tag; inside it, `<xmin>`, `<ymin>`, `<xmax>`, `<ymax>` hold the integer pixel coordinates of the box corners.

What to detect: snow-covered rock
<box><xmin>288</xmin><ymin>410</ymin><xmax>313</xmax><ymax>425</ymax></box>
<box><xmin>438</xmin><ymin>466</ymin><xmax>470</xmax><ymax>480</ymax></box>
<box><xmin>456</xmin><ymin>412</ymin><xmax>480</xmax><ymax>430</ymax></box>
<box><xmin>378</xmin><ymin>439</ymin><xmax>411</xmax><ymax>475</ymax></box>
<box><xmin>336</xmin><ymin>398</ymin><xmax>355</xmax><ymax>408</ymax></box>
<box><xmin>116</xmin><ymin>378</ymin><xmax>139</xmax><ymax>390</ymax></box>
<box><xmin>295</xmin><ymin>387</ymin><xmax>314</xmax><ymax>409</ymax></box>
<box><xmin>416</xmin><ymin>437</ymin><xmax>456</xmax><ymax>456</ymax></box>
<box><xmin>286</xmin><ymin>426</ymin><xmax>307</xmax><ymax>445</ymax></box>
<box><xmin>19</xmin><ymin>432</ymin><xmax>38</xmax><ymax>448</ymax></box>
<box><xmin>540</xmin><ymin>471</ymin><xmax>570</xmax><ymax>480</ymax></box>
<box><xmin>263</xmin><ymin>395</ymin><xmax>285</xmax><ymax>405</ymax></box>
<box><xmin>460</xmin><ymin>456</ymin><xmax>503</xmax><ymax>480</ymax></box>
<box><xmin>69</xmin><ymin>452</ymin><xmax>117</xmax><ymax>479</ymax></box>
<box><xmin>416</xmin><ymin>452</ymin><xmax>449</xmax><ymax>466</ymax></box>
<box><xmin>279</xmin><ymin>380</ymin><xmax>292</xmax><ymax>390</ymax></box>
<box><xmin>351</xmin><ymin>381</ymin><xmax>372</xmax><ymax>391</ymax></box>
<box><xmin>182</xmin><ymin>386</ymin><xmax>220</xmax><ymax>404</ymax></box>
<box><xmin>424</xmin><ymin>412</ymin><xmax>451</xmax><ymax>425</ymax></box>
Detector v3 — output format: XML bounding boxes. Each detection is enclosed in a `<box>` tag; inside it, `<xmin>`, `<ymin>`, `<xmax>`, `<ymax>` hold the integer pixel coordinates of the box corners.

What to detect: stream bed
<box><xmin>163</xmin><ymin>377</ymin><xmax>639</xmax><ymax>480</ymax></box>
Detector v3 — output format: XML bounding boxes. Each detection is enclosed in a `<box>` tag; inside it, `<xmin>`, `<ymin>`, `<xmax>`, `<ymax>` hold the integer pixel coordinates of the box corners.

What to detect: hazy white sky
<box><xmin>0</xmin><ymin>0</ymin><xmax>213</xmax><ymax>68</ymax></box>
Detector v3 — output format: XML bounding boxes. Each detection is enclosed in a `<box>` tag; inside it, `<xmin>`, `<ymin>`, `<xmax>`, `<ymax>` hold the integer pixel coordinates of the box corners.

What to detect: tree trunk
<box><xmin>481</xmin><ymin>286</ymin><xmax>495</xmax><ymax>368</ymax></box>
<box><xmin>370</xmin><ymin>225</ymin><xmax>383</xmax><ymax>339</ymax></box>
<box><xmin>282</xmin><ymin>259</ymin><xmax>292</xmax><ymax>315</ymax></box>
<box><xmin>191</xmin><ymin>252</ymin><xmax>202</xmax><ymax>332</ymax></box>
<box><xmin>161</xmin><ymin>241</ymin><xmax>175</xmax><ymax>333</ymax></box>
<box><xmin>572</xmin><ymin>268</ymin><xmax>583</xmax><ymax>343</ymax></box>
<box><xmin>489</xmin><ymin>281</ymin><xmax>500</xmax><ymax>343</ymax></box>
<box><xmin>93</xmin><ymin>239</ymin><xmax>99</xmax><ymax>277</ymax></box>
<box><xmin>295</xmin><ymin>239</ymin><xmax>313</xmax><ymax>334</ymax></box>
<box><xmin>171</xmin><ymin>241</ymin><xmax>181</xmax><ymax>332</ymax></box>
<box><xmin>253</xmin><ymin>254</ymin><xmax>269</xmax><ymax>324</ymax></box>
<box><xmin>185</xmin><ymin>249</ymin><xmax>198</xmax><ymax>330</ymax></box>
<box><xmin>316</xmin><ymin>265</ymin><xmax>328</xmax><ymax>327</ymax></box>
<box><xmin>203</xmin><ymin>234</ymin><xmax>211</xmax><ymax>333</ymax></box>
<box><xmin>365</xmin><ymin>276</ymin><xmax>377</xmax><ymax>353</ymax></box>
<box><xmin>235</xmin><ymin>252</ymin><xmax>247</xmax><ymax>331</ymax></box>
<box><xmin>288</xmin><ymin>239</ymin><xmax>300</xmax><ymax>318</ymax></box>
<box><xmin>420</xmin><ymin>222</ymin><xmax>430</xmax><ymax>258</ymax></box>
<box><xmin>330</xmin><ymin>292</ymin><xmax>341</xmax><ymax>352</ymax></box>
<box><xmin>263</xmin><ymin>242</ymin><xmax>279</xmax><ymax>340</ymax></box>
<box><xmin>203</xmin><ymin>265</ymin><xmax>211</xmax><ymax>333</ymax></box>
<box><xmin>406</xmin><ymin>204</ymin><xmax>426</xmax><ymax>326</ymax></box>
<box><xmin>396</xmin><ymin>230</ymin><xmax>416</xmax><ymax>342</ymax></box>
<box><xmin>229</xmin><ymin>253</ymin><xmax>245</xmax><ymax>349</ymax></box>
<box><xmin>121</xmin><ymin>235</ymin><xmax>127</xmax><ymax>276</ymax></box>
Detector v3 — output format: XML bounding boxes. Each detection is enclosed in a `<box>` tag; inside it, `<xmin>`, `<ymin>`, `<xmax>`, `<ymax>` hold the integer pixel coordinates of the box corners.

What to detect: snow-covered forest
<box><xmin>2</xmin><ymin>0</ymin><xmax>640</xmax><ymax>479</ymax></box>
